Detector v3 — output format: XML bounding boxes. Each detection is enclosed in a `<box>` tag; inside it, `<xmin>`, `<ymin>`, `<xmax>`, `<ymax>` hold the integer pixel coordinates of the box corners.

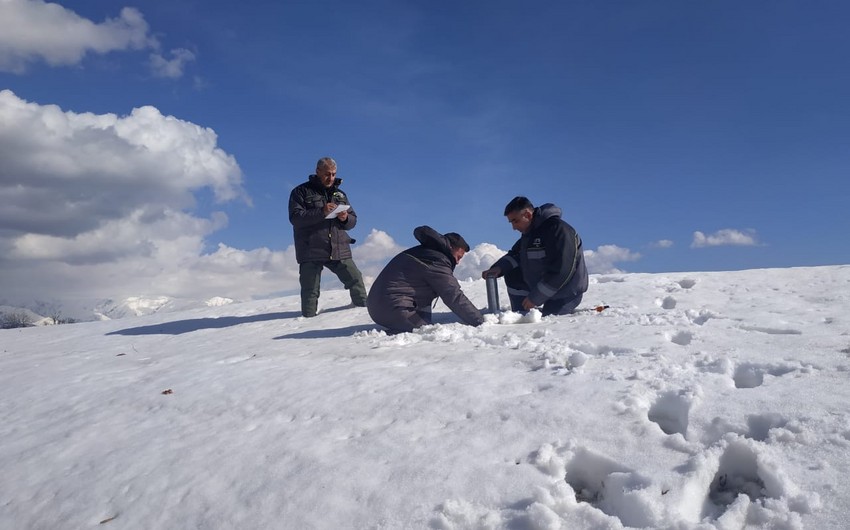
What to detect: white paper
<box><xmin>324</xmin><ymin>204</ymin><xmax>350</xmax><ymax>219</ymax></box>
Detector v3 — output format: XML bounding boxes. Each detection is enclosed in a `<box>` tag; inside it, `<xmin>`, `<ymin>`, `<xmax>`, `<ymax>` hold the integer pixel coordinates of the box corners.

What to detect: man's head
<box><xmin>316</xmin><ymin>157</ymin><xmax>337</xmax><ymax>188</ymax></box>
<box><xmin>504</xmin><ymin>196</ymin><xmax>534</xmax><ymax>234</ymax></box>
<box><xmin>445</xmin><ymin>232</ymin><xmax>470</xmax><ymax>264</ymax></box>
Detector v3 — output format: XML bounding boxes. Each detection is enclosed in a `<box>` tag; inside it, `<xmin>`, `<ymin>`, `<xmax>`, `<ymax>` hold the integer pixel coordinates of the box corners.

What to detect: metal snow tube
<box><xmin>486</xmin><ymin>276</ymin><xmax>500</xmax><ymax>313</ymax></box>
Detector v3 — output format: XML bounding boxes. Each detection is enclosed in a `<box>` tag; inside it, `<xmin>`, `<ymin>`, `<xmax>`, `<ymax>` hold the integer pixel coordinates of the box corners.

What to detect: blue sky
<box><xmin>1</xmin><ymin>0</ymin><xmax>849</xmax><ymax>302</ymax></box>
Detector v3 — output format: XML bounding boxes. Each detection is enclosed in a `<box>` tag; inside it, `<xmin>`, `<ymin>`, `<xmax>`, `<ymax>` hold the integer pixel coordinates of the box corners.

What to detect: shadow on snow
<box><xmin>275</xmin><ymin>324</ymin><xmax>378</xmax><ymax>340</ymax></box>
<box><xmin>106</xmin><ymin>311</ymin><xmax>300</xmax><ymax>336</ymax></box>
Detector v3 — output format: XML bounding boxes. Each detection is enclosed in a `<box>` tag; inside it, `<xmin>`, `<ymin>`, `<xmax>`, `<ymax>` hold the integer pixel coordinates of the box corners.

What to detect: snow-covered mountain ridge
<box><xmin>0</xmin><ymin>295</ymin><xmax>236</xmax><ymax>325</ymax></box>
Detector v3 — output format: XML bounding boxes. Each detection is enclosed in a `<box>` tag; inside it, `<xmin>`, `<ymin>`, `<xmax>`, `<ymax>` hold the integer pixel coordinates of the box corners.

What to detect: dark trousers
<box><xmin>369</xmin><ymin>307</ymin><xmax>431</xmax><ymax>334</ymax></box>
<box><xmin>503</xmin><ymin>268</ymin><xmax>583</xmax><ymax>317</ymax></box>
<box><xmin>299</xmin><ymin>259</ymin><xmax>367</xmax><ymax>317</ymax></box>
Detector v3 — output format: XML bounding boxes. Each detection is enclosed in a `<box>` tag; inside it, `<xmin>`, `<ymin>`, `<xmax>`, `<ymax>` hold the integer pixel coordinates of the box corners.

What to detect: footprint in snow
<box><xmin>657</xmin><ymin>296</ymin><xmax>677</xmax><ymax>310</ymax></box>
<box><xmin>666</xmin><ymin>330</ymin><xmax>694</xmax><ymax>346</ymax></box>
<box><xmin>732</xmin><ymin>362</ymin><xmax>797</xmax><ymax>389</ymax></box>
<box><xmin>648</xmin><ymin>389</ymin><xmax>697</xmax><ymax>438</ymax></box>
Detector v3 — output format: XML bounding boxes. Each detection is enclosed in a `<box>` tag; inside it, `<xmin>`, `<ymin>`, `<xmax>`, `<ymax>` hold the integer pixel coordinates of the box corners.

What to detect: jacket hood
<box><xmin>532</xmin><ymin>203</ymin><xmax>562</xmax><ymax>230</ymax></box>
<box><xmin>411</xmin><ymin>225</ymin><xmax>456</xmax><ymax>270</ymax></box>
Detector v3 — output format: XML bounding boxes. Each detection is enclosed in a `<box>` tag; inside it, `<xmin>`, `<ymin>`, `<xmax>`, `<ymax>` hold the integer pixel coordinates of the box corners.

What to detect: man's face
<box><xmin>506</xmin><ymin>208</ymin><xmax>533</xmax><ymax>234</ymax></box>
<box><xmin>316</xmin><ymin>165</ymin><xmax>337</xmax><ymax>188</ymax></box>
<box><xmin>451</xmin><ymin>247</ymin><xmax>466</xmax><ymax>264</ymax></box>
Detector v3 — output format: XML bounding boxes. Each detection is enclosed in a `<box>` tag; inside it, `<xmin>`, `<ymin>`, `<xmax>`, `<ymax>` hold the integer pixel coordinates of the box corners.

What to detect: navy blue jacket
<box><xmin>494</xmin><ymin>204</ymin><xmax>588</xmax><ymax>306</ymax></box>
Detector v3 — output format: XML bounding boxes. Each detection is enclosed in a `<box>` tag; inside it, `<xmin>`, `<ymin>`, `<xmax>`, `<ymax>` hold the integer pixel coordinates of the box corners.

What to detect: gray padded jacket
<box><xmin>367</xmin><ymin>226</ymin><xmax>484</xmax><ymax>332</ymax></box>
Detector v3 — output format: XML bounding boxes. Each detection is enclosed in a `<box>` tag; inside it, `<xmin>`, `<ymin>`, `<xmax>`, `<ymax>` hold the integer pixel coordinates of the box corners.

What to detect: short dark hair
<box><xmin>504</xmin><ymin>196</ymin><xmax>534</xmax><ymax>216</ymax></box>
<box><xmin>445</xmin><ymin>232</ymin><xmax>470</xmax><ymax>252</ymax></box>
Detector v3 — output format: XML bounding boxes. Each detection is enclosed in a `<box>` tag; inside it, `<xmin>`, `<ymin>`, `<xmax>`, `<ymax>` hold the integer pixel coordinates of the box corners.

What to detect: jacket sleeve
<box><xmin>338</xmin><ymin>203</ymin><xmax>357</xmax><ymax>231</ymax></box>
<box><xmin>427</xmin><ymin>266</ymin><xmax>485</xmax><ymax>326</ymax></box>
<box><xmin>288</xmin><ymin>186</ymin><xmax>326</xmax><ymax>229</ymax></box>
<box><xmin>528</xmin><ymin>220</ymin><xmax>581</xmax><ymax>305</ymax></box>
<box><xmin>493</xmin><ymin>239</ymin><xmax>522</xmax><ymax>275</ymax></box>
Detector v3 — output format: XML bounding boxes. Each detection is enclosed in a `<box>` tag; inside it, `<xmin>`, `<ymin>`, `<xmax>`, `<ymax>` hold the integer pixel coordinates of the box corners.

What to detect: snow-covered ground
<box><xmin>2</xmin><ymin>265</ymin><xmax>849</xmax><ymax>529</ymax></box>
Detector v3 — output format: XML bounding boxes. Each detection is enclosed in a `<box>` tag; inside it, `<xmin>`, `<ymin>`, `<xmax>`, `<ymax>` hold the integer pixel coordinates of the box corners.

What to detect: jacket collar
<box><xmin>308</xmin><ymin>174</ymin><xmax>343</xmax><ymax>191</ymax></box>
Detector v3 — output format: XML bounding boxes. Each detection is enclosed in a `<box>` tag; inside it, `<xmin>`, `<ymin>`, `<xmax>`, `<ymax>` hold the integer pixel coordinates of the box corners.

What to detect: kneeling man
<box><xmin>367</xmin><ymin>226</ymin><xmax>485</xmax><ymax>333</ymax></box>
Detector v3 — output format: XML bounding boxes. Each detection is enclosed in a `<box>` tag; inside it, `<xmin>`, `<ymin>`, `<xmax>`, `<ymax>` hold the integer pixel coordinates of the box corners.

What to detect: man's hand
<box><xmin>521</xmin><ymin>297</ymin><xmax>536</xmax><ymax>311</ymax></box>
<box><xmin>337</xmin><ymin>209</ymin><xmax>348</xmax><ymax>222</ymax></box>
<box><xmin>323</xmin><ymin>202</ymin><xmax>338</xmax><ymax>216</ymax></box>
<box><xmin>482</xmin><ymin>267</ymin><xmax>501</xmax><ymax>279</ymax></box>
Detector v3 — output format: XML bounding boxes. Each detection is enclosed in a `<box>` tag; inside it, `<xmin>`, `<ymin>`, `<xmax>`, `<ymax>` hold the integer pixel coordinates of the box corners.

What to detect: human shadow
<box><xmin>274</xmin><ymin>324</ymin><xmax>378</xmax><ymax>340</ymax></box>
<box><xmin>107</xmin><ymin>311</ymin><xmax>300</xmax><ymax>336</ymax></box>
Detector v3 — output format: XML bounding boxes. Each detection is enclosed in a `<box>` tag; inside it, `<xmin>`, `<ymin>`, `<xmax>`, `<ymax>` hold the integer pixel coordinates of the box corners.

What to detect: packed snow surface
<box><xmin>2</xmin><ymin>266</ymin><xmax>850</xmax><ymax>529</ymax></box>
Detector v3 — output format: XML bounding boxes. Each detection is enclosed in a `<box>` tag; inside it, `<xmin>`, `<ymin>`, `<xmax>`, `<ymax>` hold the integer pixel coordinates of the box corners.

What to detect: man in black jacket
<box><xmin>288</xmin><ymin>157</ymin><xmax>367</xmax><ymax>317</ymax></box>
<box><xmin>367</xmin><ymin>226</ymin><xmax>484</xmax><ymax>333</ymax></box>
<box><xmin>482</xmin><ymin>196</ymin><xmax>588</xmax><ymax>316</ymax></box>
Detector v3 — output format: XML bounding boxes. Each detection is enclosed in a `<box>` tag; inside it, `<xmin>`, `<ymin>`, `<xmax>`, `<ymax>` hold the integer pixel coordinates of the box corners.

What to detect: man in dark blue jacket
<box><xmin>482</xmin><ymin>196</ymin><xmax>588</xmax><ymax>316</ymax></box>
<box><xmin>367</xmin><ymin>226</ymin><xmax>484</xmax><ymax>333</ymax></box>
<box><xmin>289</xmin><ymin>157</ymin><xmax>367</xmax><ymax>317</ymax></box>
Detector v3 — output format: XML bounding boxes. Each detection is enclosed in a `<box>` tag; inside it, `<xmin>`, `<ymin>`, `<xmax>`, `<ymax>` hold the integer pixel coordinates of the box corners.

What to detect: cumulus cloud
<box><xmin>651</xmin><ymin>239</ymin><xmax>674</xmax><ymax>249</ymax></box>
<box><xmin>691</xmin><ymin>229</ymin><xmax>759</xmax><ymax>248</ymax></box>
<box><xmin>0</xmin><ymin>90</ymin><xmax>292</xmax><ymax>302</ymax></box>
<box><xmin>351</xmin><ymin>229</ymin><xmax>405</xmax><ymax>284</ymax></box>
<box><xmin>455</xmin><ymin>242</ymin><xmax>505</xmax><ymax>281</ymax></box>
<box><xmin>0</xmin><ymin>0</ymin><xmax>155</xmax><ymax>73</ymax></box>
<box><xmin>150</xmin><ymin>48</ymin><xmax>196</xmax><ymax>78</ymax></box>
<box><xmin>0</xmin><ymin>90</ymin><xmax>247</xmax><ymax>236</ymax></box>
<box><xmin>583</xmin><ymin>244</ymin><xmax>642</xmax><ymax>274</ymax></box>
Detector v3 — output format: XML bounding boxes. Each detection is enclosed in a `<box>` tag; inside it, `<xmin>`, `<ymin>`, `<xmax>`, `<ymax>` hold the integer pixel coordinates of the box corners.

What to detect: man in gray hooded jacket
<box><xmin>367</xmin><ymin>226</ymin><xmax>485</xmax><ymax>333</ymax></box>
<box><xmin>483</xmin><ymin>196</ymin><xmax>588</xmax><ymax>316</ymax></box>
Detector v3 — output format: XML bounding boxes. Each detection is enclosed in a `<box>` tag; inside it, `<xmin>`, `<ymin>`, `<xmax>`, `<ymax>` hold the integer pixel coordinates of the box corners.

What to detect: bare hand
<box><xmin>522</xmin><ymin>297</ymin><xmax>536</xmax><ymax>311</ymax></box>
<box><xmin>337</xmin><ymin>210</ymin><xmax>348</xmax><ymax>222</ymax></box>
<box><xmin>323</xmin><ymin>202</ymin><xmax>338</xmax><ymax>216</ymax></box>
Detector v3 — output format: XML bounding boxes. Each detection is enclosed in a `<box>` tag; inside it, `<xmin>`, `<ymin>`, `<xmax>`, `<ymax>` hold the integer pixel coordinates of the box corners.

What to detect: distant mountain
<box><xmin>0</xmin><ymin>295</ymin><xmax>237</xmax><ymax>325</ymax></box>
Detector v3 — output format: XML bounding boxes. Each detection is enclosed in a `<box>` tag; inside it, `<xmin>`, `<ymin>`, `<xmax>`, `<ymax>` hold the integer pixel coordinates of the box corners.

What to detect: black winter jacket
<box><xmin>288</xmin><ymin>175</ymin><xmax>357</xmax><ymax>264</ymax></box>
<box><xmin>367</xmin><ymin>226</ymin><xmax>484</xmax><ymax>331</ymax></box>
<box><xmin>494</xmin><ymin>204</ymin><xmax>588</xmax><ymax>306</ymax></box>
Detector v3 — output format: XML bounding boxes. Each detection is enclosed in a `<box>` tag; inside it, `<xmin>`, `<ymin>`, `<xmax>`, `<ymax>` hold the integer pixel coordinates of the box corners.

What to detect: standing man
<box><xmin>289</xmin><ymin>157</ymin><xmax>367</xmax><ymax>317</ymax></box>
<box><xmin>367</xmin><ymin>225</ymin><xmax>484</xmax><ymax>333</ymax></box>
<box><xmin>482</xmin><ymin>196</ymin><xmax>588</xmax><ymax>316</ymax></box>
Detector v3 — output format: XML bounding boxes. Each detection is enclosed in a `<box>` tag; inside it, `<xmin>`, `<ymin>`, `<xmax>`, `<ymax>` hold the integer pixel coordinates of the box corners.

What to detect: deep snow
<box><xmin>2</xmin><ymin>266</ymin><xmax>850</xmax><ymax>529</ymax></box>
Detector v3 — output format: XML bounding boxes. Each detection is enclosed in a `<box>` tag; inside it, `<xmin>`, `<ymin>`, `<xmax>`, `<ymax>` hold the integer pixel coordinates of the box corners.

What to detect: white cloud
<box><xmin>0</xmin><ymin>90</ymin><xmax>286</xmax><ymax>302</ymax></box>
<box><xmin>0</xmin><ymin>1</ymin><xmax>155</xmax><ymax>73</ymax></box>
<box><xmin>691</xmin><ymin>229</ymin><xmax>759</xmax><ymax>248</ymax></box>
<box><xmin>651</xmin><ymin>239</ymin><xmax>674</xmax><ymax>249</ymax></box>
<box><xmin>352</xmin><ymin>229</ymin><xmax>404</xmax><ymax>263</ymax></box>
<box><xmin>350</xmin><ymin>229</ymin><xmax>406</xmax><ymax>285</ymax></box>
<box><xmin>150</xmin><ymin>48</ymin><xmax>196</xmax><ymax>78</ymax></box>
<box><xmin>583</xmin><ymin>245</ymin><xmax>642</xmax><ymax>274</ymax></box>
<box><xmin>0</xmin><ymin>90</ymin><xmax>247</xmax><ymax>236</ymax></box>
<box><xmin>455</xmin><ymin>242</ymin><xmax>505</xmax><ymax>281</ymax></box>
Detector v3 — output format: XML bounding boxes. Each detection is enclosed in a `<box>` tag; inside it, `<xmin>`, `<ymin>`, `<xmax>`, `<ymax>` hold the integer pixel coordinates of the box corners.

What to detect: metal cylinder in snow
<box><xmin>485</xmin><ymin>276</ymin><xmax>500</xmax><ymax>313</ymax></box>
